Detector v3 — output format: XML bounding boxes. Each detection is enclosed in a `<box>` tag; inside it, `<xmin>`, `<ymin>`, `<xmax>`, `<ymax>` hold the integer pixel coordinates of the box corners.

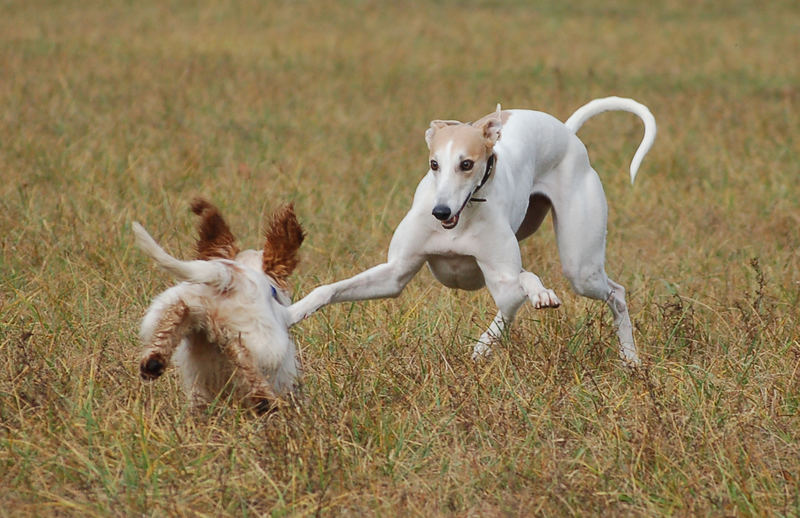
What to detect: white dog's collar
<box><xmin>470</xmin><ymin>153</ymin><xmax>496</xmax><ymax>203</ymax></box>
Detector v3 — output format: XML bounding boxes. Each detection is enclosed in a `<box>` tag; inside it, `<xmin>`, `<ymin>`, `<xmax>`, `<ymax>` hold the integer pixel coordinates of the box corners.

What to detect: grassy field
<box><xmin>1</xmin><ymin>0</ymin><xmax>798</xmax><ymax>515</ymax></box>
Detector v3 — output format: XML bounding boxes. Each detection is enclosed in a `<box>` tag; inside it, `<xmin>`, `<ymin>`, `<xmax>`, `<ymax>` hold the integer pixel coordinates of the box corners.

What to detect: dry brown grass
<box><xmin>1</xmin><ymin>0</ymin><xmax>798</xmax><ymax>515</ymax></box>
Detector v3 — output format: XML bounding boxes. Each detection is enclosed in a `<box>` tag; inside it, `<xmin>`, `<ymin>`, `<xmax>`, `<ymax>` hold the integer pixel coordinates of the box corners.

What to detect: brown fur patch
<box><xmin>190</xmin><ymin>197</ymin><xmax>240</xmax><ymax>260</ymax></box>
<box><xmin>262</xmin><ymin>204</ymin><xmax>305</xmax><ymax>289</ymax></box>
<box><xmin>222</xmin><ymin>336</ymin><xmax>280</xmax><ymax>413</ymax></box>
<box><xmin>140</xmin><ymin>300</ymin><xmax>190</xmax><ymax>380</ymax></box>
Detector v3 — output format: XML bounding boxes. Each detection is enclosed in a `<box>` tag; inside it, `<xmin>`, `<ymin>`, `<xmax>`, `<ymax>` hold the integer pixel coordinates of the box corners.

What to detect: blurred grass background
<box><xmin>1</xmin><ymin>0</ymin><xmax>798</xmax><ymax>515</ymax></box>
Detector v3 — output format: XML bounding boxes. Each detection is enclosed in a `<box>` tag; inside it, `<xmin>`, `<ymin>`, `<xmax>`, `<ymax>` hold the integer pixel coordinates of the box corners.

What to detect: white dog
<box><xmin>134</xmin><ymin>199</ymin><xmax>305</xmax><ymax>412</ymax></box>
<box><xmin>289</xmin><ymin>97</ymin><xmax>655</xmax><ymax>365</ymax></box>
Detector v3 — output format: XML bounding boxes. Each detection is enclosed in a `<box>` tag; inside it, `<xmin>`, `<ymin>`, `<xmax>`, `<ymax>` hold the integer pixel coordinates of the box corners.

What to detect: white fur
<box><xmin>564</xmin><ymin>96</ymin><xmax>656</xmax><ymax>183</ymax></box>
<box><xmin>289</xmin><ymin>97</ymin><xmax>656</xmax><ymax>366</ymax></box>
<box><xmin>134</xmin><ymin>222</ymin><xmax>299</xmax><ymax>407</ymax></box>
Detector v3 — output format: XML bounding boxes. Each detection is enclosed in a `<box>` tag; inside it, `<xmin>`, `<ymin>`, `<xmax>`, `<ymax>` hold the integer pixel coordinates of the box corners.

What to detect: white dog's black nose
<box><xmin>432</xmin><ymin>205</ymin><xmax>451</xmax><ymax>221</ymax></box>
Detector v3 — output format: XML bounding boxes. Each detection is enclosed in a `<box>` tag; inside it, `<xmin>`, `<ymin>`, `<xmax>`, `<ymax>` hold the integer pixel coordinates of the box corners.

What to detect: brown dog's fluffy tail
<box><xmin>262</xmin><ymin>204</ymin><xmax>305</xmax><ymax>288</ymax></box>
<box><xmin>191</xmin><ymin>198</ymin><xmax>240</xmax><ymax>261</ymax></box>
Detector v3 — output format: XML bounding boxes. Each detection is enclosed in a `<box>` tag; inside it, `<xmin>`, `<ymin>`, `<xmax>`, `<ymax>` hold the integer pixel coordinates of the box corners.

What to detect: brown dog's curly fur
<box><xmin>191</xmin><ymin>198</ymin><xmax>240</xmax><ymax>260</ymax></box>
<box><xmin>262</xmin><ymin>203</ymin><xmax>305</xmax><ymax>289</ymax></box>
<box><xmin>139</xmin><ymin>300</ymin><xmax>190</xmax><ymax>380</ymax></box>
<box><xmin>136</xmin><ymin>198</ymin><xmax>305</xmax><ymax>412</ymax></box>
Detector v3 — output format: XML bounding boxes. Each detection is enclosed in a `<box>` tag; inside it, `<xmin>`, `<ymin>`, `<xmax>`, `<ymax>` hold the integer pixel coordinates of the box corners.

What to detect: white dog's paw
<box><xmin>472</xmin><ymin>337</ymin><xmax>494</xmax><ymax>361</ymax></box>
<box><xmin>472</xmin><ymin>343</ymin><xmax>492</xmax><ymax>360</ymax></box>
<box><xmin>619</xmin><ymin>343</ymin><xmax>641</xmax><ymax>368</ymax></box>
<box><xmin>287</xmin><ymin>305</ymin><xmax>307</xmax><ymax>326</ymax></box>
<box><xmin>530</xmin><ymin>288</ymin><xmax>561</xmax><ymax>309</ymax></box>
<box><xmin>287</xmin><ymin>287</ymin><xmax>331</xmax><ymax>325</ymax></box>
<box><xmin>287</xmin><ymin>298</ymin><xmax>318</xmax><ymax>325</ymax></box>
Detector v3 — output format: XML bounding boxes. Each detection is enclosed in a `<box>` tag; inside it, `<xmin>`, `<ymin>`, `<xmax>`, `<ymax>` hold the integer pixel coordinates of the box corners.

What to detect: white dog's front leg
<box><xmin>472</xmin><ymin>271</ymin><xmax>561</xmax><ymax>359</ymax></box>
<box><xmin>519</xmin><ymin>271</ymin><xmax>561</xmax><ymax>309</ymax></box>
<box><xmin>288</xmin><ymin>285</ymin><xmax>334</xmax><ymax>325</ymax></box>
<box><xmin>472</xmin><ymin>262</ymin><xmax>529</xmax><ymax>359</ymax></box>
<box><xmin>473</xmin><ymin>310</ymin><xmax>508</xmax><ymax>359</ymax></box>
<box><xmin>289</xmin><ymin>259</ymin><xmax>423</xmax><ymax>325</ymax></box>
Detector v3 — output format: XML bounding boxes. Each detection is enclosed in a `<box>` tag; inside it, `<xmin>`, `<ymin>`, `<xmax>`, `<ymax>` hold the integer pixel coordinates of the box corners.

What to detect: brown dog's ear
<box><xmin>262</xmin><ymin>203</ymin><xmax>305</xmax><ymax>288</ymax></box>
<box><xmin>425</xmin><ymin>119</ymin><xmax>462</xmax><ymax>149</ymax></box>
<box><xmin>190</xmin><ymin>197</ymin><xmax>240</xmax><ymax>260</ymax></box>
<box><xmin>474</xmin><ymin>104</ymin><xmax>502</xmax><ymax>148</ymax></box>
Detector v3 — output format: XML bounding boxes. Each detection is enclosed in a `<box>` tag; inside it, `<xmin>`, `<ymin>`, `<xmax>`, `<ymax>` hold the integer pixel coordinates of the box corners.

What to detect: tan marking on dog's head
<box><xmin>425</xmin><ymin>120</ymin><xmax>461</xmax><ymax>149</ymax></box>
<box><xmin>262</xmin><ymin>203</ymin><xmax>305</xmax><ymax>289</ymax></box>
<box><xmin>425</xmin><ymin>104</ymin><xmax>508</xmax><ymax>156</ymax></box>
<box><xmin>427</xmin><ymin>123</ymin><xmax>487</xmax><ymax>162</ymax></box>
<box><xmin>191</xmin><ymin>198</ymin><xmax>240</xmax><ymax>260</ymax></box>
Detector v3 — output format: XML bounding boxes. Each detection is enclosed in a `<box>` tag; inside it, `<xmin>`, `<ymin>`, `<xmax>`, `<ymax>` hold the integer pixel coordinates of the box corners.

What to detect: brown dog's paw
<box><xmin>250</xmin><ymin>391</ymin><xmax>285</xmax><ymax>415</ymax></box>
<box><xmin>140</xmin><ymin>354</ymin><xmax>167</xmax><ymax>380</ymax></box>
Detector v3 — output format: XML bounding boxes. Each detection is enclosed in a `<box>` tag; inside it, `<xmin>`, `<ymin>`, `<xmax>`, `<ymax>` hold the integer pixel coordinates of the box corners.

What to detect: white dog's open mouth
<box><xmin>442</xmin><ymin>213</ymin><xmax>460</xmax><ymax>229</ymax></box>
<box><xmin>440</xmin><ymin>193</ymin><xmax>472</xmax><ymax>230</ymax></box>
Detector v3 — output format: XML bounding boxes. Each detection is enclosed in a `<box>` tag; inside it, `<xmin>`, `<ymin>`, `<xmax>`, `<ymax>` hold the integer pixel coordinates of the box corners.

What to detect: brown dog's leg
<box><xmin>140</xmin><ymin>300</ymin><xmax>190</xmax><ymax>380</ymax></box>
<box><xmin>221</xmin><ymin>335</ymin><xmax>279</xmax><ymax>414</ymax></box>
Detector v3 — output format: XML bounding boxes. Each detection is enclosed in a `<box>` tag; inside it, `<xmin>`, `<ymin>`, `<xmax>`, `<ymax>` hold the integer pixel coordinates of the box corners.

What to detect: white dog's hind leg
<box><xmin>550</xmin><ymin>165</ymin><xmax>641</xmax><ymax>366</ymax></box>
<box><xmin>562</xmin><ymin>266</ymin><xmax>640</xmax><ymax>366</ymax></box>
<box><xmin>606</xmin><ymin>279</ymin><xmax>639</xmax><ymax>365</ymax></box>
<box><xmin>563</xmin><ymin>266</ymin><xmax>640</xmax><ymax>366</ymax></box>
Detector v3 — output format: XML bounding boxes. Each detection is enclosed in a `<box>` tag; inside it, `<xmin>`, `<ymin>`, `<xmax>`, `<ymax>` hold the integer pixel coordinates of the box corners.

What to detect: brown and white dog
<box><xmin>133</xmin><ymin>198</ymin><xmax>304</xmax><ymax>412</ymax></box>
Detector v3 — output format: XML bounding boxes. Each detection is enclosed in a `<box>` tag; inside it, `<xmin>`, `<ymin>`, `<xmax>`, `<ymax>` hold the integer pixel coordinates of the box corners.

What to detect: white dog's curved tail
<box><xmin>565</xmin><ymin>96</ymin><xmax>656</xmax><ymax>184</ymax></box>
<box><xmin>133</xmin><ymin>222</ymin><xmax>233</xmax><ymax>291</ymax></box>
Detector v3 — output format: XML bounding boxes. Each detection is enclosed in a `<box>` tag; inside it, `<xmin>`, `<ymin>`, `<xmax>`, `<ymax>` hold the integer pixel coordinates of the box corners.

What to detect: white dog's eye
<box><xmin>430</xmin><ymin>160</ymin><xmax>439</xmax><ymax>171</ymax></box>
<box><xmin>460</xmin><ymin>159</ymin><xmax>474</xmax><ymax>171</ymax></box>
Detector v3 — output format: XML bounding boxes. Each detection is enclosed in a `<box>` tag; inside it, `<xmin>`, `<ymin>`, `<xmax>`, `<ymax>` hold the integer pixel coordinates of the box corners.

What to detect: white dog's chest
<box><xmin>426</xmin><ymin>254</ymin><xmax>485</xmax><ymax>291</ymax></box>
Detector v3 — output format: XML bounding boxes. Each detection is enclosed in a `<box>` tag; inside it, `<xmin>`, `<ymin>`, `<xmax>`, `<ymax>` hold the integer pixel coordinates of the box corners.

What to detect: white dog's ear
<box><xmin>476</xmin><ymin>104</ymin><xmax>502</xmax><ymax>147</ymax></box>
<box><xmin>425</xmin><ymin>120</ymin><xmax>461</xmax><ymax>149</ymax></box>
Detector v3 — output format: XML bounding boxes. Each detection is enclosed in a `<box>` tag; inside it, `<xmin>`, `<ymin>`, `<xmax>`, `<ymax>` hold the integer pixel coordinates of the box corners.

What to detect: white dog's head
<box><xmin>424</xmin><ymin>105</ymin><xmax>505</xmax><ymax>229</ymax></box>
